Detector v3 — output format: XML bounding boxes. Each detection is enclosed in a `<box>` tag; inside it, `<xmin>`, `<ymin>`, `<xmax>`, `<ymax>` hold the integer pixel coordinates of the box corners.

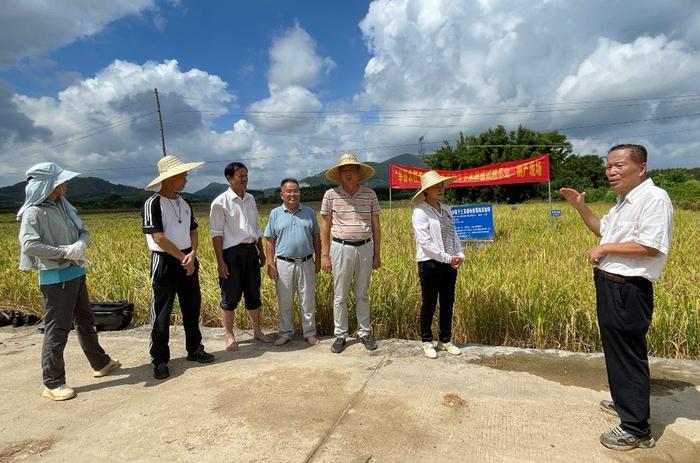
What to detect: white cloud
<box><xmin>248</xmin><ymin>86</ymin><xmax>322</xmax><ymax>131</ymax></box>
<box><xmin>6</xmin><ymin>59</ymin><xmax>241</xmax><ymax>189</ymax></box>
<box><xmin>354</xmin><ymin>0</ymin><xmax>700</xmax><ymax>167</ymax></box>
<box><xmin>267</xmin><ymin>23</ymin><xmax>336</xmax><ymax>92</ymax></box>
<box><xmin>3</xmin><ymin>0</ymin><xmax>700</xmax><ymax>191</ymax></box>
<box><xmin>556</xmin><ymin>36</ymin><xmax>700</xmax><ymax>102</ymax></box>
<box><xmin>0</xmin><ymin>0</ymin><xmax>157</xmax><ymax>68</ymax></box>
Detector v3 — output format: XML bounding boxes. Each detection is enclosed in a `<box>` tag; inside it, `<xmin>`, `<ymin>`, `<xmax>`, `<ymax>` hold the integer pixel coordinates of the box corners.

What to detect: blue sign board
<box><xmin>550</xmin><ymin>209</ymin><xmax>561</xmax><ymax>217</ymax></box>
<box><xmin>451</xmin><ymin>204</ymin><xmax>495</xmax><ymax>240</ymax></box>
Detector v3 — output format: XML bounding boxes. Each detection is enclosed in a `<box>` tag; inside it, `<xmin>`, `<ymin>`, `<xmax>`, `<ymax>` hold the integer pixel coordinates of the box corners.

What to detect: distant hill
<box><xmin>0</xmin><ymin>177</ymin><xmax>145</xmax><ymax>208</ymax></box>
<box><xmin>193</xmin><ymin>182</ymin><xmax>228</xmax><ymax>201</ymax></box>
<box><xmin>191</xmin><ymin>183</ymin><xmax>266</xmax><ymax>202</ymax></box>
<box><xmin>299</xmin><ymin>153</ymin><xmax>426</xmax><ymax>188</ymax></box>
<box><xmin>0</xmin><ymin>153</ymin><xmax>427</xmax><ymax>209</ymax></box>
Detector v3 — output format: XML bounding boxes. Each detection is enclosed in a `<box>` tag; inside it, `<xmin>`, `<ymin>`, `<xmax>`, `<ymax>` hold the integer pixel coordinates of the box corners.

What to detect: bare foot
<box><xmin>254</xmin><ymin>333</ymin><xmax>272</xmax><ymax>343</ymax></box>
<box><xmin>225</xmin><ymin>336</ymin><xmax>239</xmax><ymax>351</ymax></box>
<box><xmin>274</xmin><ymin>336</ymin><xmax>290</xmax><ymax>346</ymax></box>
<box><xmin>305</xmin><ymin>336</ymin><xmax>320</xmax><ymax>345</ymax></box>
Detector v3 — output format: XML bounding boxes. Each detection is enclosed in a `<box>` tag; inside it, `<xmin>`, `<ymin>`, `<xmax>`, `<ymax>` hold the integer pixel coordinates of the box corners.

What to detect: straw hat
<box><xmin>325</xmin><ymin>153</ymin><xmax>375</xmax><ymax>183</ymax></box>
<box><xmin>146</xmin><ymin>155</ymin><xmax>204</xmax><ymax>191</ymax></box>
<box><xmin>411</xmin><ymin>170</ymin><xmax>457</xmax><ymax>205</ymax></box>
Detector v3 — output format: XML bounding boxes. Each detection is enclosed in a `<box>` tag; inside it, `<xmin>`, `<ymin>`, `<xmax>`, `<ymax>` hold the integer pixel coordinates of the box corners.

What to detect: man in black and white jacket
<box><xmin>143</xmin><ymin>155</ymin><xmax>214</xmax><ymax>380</ymax></box>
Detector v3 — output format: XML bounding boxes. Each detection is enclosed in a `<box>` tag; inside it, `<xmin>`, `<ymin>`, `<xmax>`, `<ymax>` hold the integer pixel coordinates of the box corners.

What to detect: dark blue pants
<box><xmin>594</xmin><ymin>273</ymin><xmax>654</xmax><ymax>438</ymax></box>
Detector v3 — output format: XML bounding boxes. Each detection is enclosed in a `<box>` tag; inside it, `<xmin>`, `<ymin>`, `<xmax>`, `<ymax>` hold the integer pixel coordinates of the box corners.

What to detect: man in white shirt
<box><xmin>210</xmin><ymin>162</ymin><xmax>272</xmax><ymax>351</ymax></box>
<box><xmin>143</xmin><ymin>155</ymin><xmax>215</xmax><ymax>381</ymax></box>
<box><xmin>561</xmin><ymin>144</ymin><xmax>673</xmax><ymax>451</ymax></box>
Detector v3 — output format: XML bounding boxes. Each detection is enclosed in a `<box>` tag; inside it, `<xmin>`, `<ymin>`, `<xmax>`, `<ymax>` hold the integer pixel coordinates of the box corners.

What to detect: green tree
<box><xmin>650</xmin><ymin>168</ymin><xmax>691</xmax><ymax>189</ymax></box>
<box><xmin>426</xmin><ymin>125</ymin><xmax>571</xmax><ymax>203</ymax></box>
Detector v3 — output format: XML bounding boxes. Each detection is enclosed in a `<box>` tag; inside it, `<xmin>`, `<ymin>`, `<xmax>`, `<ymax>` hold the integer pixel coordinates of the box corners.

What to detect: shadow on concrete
<box><xmin>72</xmin><ymin>336</ymin><xmax>330</xmax><ymax>393</ymax></box>
<box><xmin>468</xmin><ymin>350</ymin><xmax>700</xmax><ymax>450</ymax></box>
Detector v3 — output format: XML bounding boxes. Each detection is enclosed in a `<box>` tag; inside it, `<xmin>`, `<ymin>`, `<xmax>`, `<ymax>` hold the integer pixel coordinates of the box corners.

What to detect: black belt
<box><xmin>594</xmin><ymin>268</ymin><xmax>648</xmax><ymax>284</ymax></box>
<box><xmin>233</xmin><ymin>242</ymin><xmax>257</xmax><ymax>248</ymax></box>
<box><xmin>276</xmin><ymin>254</ymin><xmax>313</xmax><ymax>263</ymax></box>
<box><xmin>333</xmin><ymin>237</ymin><xmax>371</xmax><ymax>246</ymax></box>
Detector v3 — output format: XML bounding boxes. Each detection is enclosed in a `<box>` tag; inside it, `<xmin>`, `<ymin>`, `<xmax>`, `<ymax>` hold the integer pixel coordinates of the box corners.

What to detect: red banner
<box><xmin>389</xmin><ymin>155</ymin><xmax>550</xmax><ymax>189</ymax></box>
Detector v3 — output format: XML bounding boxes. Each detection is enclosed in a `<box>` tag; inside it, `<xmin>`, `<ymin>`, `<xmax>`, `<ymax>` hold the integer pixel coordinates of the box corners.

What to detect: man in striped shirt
<box><xmin>320</xmin><ymin>153</ymin><xmax>381</xmax><ymax>354</ymax></box>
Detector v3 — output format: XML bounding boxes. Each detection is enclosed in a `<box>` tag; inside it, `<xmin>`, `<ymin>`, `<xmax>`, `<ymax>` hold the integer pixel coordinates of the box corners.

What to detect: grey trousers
<box><xmin>275</xmin><ymin>258</ymin><xmax>317</xmax><ymax>339</ymax></box>
<box><xmin>39</xmin><ymin>275</ymin><xmax>111</xmax><ymax>389</ymax></box>
<box><xmin>330</xmin><ymin>240</ymin><xmax>373</xmax><ymax>338</ymax></box>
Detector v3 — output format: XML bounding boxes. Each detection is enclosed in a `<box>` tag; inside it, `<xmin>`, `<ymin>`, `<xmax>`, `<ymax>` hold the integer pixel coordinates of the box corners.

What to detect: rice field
<box><xmin>1</xmin><ymin>201</ymin><xmax>698</xmax><ymax>359</ymax></box>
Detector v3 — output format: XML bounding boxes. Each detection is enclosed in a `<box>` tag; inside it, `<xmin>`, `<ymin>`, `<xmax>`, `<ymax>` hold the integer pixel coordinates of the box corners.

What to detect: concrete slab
<box><xmin>0</xmin><ymin>326</ymin><xmax>698</xmax><ymax>463</ymax></box>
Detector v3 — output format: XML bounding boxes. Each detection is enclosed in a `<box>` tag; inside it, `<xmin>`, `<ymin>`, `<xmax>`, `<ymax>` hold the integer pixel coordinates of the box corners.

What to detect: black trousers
<box><xmin>150</xmin><ymin>250</ymin><xmax>203</xmax><ymax>365</ymax></box>
<box><xmin>418</xmin><ymin>260</ymin><xmax>457</xmax><ymax>343</ymax></box>
<box><xmin>594</xmin><ymin>273</ymin><xmax>654</xmax><ymax>438</ymax></box>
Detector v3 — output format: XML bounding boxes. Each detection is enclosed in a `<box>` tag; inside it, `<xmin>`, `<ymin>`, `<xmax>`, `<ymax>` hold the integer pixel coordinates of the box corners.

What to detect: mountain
<box><xmin>0</xmin><ymin>153</ymin><xmax>427</xmax><ymax>209</ymax></box>
<box><xmin>192</xmin><ymin>182</ymin><xmax>228</xmax><ymax>200</ymax></box>
<box><xmin>0</xmin><ymin>176</ymin><xmax>145</xmax><ymax>208</ymax></box>
<box><xmin>191</xmin><ymin>183</ymin><xmax>266</xmax><ymax>202</ymax></box>
<box><xmin>299</xmin><ymin>153</ymin><xmax>427</xmax><ymax>188</ymax></box>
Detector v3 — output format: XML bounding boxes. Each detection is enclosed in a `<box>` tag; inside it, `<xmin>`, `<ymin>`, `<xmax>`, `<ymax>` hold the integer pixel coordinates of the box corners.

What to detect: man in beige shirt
<box><xmin>320</xmin><ymin>153</ymin><xmax>381</xmax><ymax>354</ymax></box>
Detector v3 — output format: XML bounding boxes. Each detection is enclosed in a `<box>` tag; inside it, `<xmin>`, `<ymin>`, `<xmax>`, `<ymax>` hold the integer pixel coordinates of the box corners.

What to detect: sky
<box><xmin>1</xmin><ymin>0</ymin><xmax>700</xmax><ymax>191</ymax></box>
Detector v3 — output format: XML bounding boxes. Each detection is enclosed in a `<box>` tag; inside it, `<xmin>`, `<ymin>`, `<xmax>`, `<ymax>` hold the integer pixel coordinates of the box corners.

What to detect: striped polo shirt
<box><xmin>320</xmin><ymin>186</ymin><xmax>380</xmax><ymax>240</ymax></box>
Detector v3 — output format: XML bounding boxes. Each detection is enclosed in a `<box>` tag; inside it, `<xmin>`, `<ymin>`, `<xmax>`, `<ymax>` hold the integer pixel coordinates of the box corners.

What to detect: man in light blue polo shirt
<box><xmin>264</xmin><ymin>178</ymin><xmax>321</xmax><ymax>345</ymax></box>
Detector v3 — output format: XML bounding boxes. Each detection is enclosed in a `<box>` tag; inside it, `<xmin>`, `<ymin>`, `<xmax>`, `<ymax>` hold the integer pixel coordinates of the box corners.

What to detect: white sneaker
<box><xmin>93</xmin><ymin>359</ymin><xmax>121</xmax><ymax>378</ymax></box>
<box><xmin>437</xmin><ymin>341</ymin><xmax>462</xmax><ymax>356</ymax></box>
<box><xmin>42</xmin><ymin>384</ymin><xmax>76</xmax><ymax>401</ymax></box>
<box><xmin>422</xmin><ymin>342</ymin><xmax>437</xmax><ymax>359</ymax></box>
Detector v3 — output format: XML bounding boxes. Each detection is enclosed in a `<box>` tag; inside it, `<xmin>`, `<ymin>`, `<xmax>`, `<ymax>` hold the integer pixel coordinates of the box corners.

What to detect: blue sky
<box><xmin>1</xmin><ymin>0</ymin><xmax>700</xmax><ymax>190</ymax></box>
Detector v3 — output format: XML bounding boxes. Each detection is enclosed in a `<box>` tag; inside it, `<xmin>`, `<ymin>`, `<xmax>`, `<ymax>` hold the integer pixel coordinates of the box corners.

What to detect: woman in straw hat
<box><xmin>411</xmin><ymin>170</ymin><xmax>465</xmax><ymax>359</ymax></box>
<box><xmin>18</xmin><ymin>162</ymin><xmax>120</xmax><ymax>401</ymax></box>
<box><xmin>143</xmin><ymin>155</ymin><xmax>214</xmax><ymax>380</ymax></box>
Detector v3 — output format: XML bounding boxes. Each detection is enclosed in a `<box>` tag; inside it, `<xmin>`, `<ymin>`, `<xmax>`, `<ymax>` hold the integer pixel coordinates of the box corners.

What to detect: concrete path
<box><xmin>1</xmin><ymin>326</ymin><xmax>699</xmax><ymax>463</ymax></box>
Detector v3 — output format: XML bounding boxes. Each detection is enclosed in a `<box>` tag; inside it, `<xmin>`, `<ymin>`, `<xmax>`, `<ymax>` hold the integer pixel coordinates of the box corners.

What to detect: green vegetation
<box><xmin>2</xmin><ymin>201</ymin><xmax>697</xmax><ymax>359</ymax></box>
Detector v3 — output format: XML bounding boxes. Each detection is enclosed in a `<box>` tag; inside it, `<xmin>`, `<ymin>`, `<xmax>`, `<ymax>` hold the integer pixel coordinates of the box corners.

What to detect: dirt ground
<box><xmin>1</xmin><ymin>325</ymin><xmax>698</xmax><ymax>463</ymax></box>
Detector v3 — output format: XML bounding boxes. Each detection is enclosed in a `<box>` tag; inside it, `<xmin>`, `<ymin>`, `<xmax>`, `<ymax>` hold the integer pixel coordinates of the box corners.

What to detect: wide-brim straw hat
<box><xmin>411</xmin><ymin>170</ymin><xmax>457</xmax><ymax>205</ymax></box>
<box><xmin>325</xmin><ymin>153</ymin><xmax>375</xmax><ymax>183</ymax></box>
<box><xmin>146</xmin><ymin>155</ymin><xmax>204</xmax><ymax>191</ymax></box>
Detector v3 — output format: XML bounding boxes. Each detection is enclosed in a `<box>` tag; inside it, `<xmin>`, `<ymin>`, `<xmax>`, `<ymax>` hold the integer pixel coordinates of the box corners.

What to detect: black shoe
<box><xmin>187</xmin><ymin>348</ymin><xmax>215</xmax><ymax>363</ymax></box>
<box><xmin>153</xmin><ymin>363</ymin><xmax>170</xmax><ymax>380</ymax></box>
<box><xmin>24</xmin><ymin>314</ymin><xmax>40</xmax><ymax>326</ymax></box>
<box><xmin>11</xmin><ymin>311</ymin><xmax>24</xmax><ymax>328</ymax></box>
<box><xmin>331</xmin><ymin>337</ymin><xmax>346</xmax><ymax>354</ymax></box>
<box><xmin>359</xmin><ymin>335</ymin><xmax>377</xmax><ymax>351</ymax></box>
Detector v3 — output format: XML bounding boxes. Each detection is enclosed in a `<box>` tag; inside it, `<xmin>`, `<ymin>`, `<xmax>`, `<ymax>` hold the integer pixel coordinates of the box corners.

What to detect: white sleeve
<box><xmin>412</xmin><ymin>207</ymin><xmax>451</xmax><ymax>263</ymax></box>
<box><xmin>209</xmin><ymin>199</ymin><xmax>225</xmax><ymax>237</ymax></box>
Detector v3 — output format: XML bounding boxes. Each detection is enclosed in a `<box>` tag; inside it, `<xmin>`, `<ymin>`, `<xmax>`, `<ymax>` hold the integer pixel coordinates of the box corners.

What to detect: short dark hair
<box><xmin>224</xmin><ymin>162</ymin><xmax>247</xmax><ymax>178</ymax></box>
<box><xmin>608</xmin><ymin>144</ymin><xmax>647</xmax><ymax>164</ymax></box>
<box><xmin>280</xmin><ymin>178</ymin><xmax>299</xmax><ymax>188</ymax></box>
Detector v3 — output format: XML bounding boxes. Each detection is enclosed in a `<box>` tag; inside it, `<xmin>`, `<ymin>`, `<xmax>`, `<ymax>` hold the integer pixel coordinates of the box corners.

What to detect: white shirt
<box><xmin>209</xmin><ymin>188</ymin><xmax>261</xmax><ymax>249</ymax></box>
<box><xmin>599</xmin><ymin>178</ymin><xmax>673</xmax><ymax>282</ymax></box>
<box><xmin>412</xmin><ymin>201</ymin><xmax>465</xmax><ymax>263</ymax></box>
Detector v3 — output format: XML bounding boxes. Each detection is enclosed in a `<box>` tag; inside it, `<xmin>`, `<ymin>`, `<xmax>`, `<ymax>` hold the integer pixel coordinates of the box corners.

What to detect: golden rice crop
<box><xmin>1</xmin><ymin>201</ymin><xmax>698</xmax><ymax>359</ymax></box>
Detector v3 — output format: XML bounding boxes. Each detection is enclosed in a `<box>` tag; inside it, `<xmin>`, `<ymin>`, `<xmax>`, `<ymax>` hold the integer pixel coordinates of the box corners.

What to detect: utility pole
<box><xmin>418</xmin><ymin>135</ymin><xmax>424</xmax><ymax>156</ymax></box>
<box><xmin>154</xmin><ymin>88</ymin><xmax>167</xmax><ymax>157</ymax></box>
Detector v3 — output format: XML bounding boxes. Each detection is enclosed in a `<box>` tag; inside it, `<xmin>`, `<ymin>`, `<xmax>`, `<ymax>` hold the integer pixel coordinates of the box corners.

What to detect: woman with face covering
<box><xmin>17</xmin><ymin>162</ymin><xmax>120</xmax><ymax>401</ymax></box>
<box><xmin>411</xmin><ymin>171</ymin><xmax>465</xmax><ymax>359</ymax></box>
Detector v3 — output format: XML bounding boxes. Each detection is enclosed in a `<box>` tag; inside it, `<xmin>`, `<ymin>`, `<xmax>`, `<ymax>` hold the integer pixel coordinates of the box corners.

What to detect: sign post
<box><xmin>451</xmin><ymin>204</ymin><xmax>495</xmax><ymax>241</ymax></box>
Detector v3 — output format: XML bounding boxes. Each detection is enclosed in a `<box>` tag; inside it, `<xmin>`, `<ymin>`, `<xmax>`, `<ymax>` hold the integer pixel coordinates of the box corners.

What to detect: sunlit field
<box><xmin>2</xmin><ymin>201</ymin><xmax>698</xmax><ymax>359</ymax></box>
